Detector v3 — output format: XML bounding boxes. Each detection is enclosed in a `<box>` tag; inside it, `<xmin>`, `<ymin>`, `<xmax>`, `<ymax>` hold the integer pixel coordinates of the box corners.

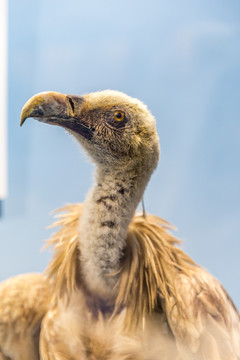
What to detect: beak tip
<box><xmin>20</xmin><ymin>110</ymin><xmax>27</xmax><ymax>127</ymax></box>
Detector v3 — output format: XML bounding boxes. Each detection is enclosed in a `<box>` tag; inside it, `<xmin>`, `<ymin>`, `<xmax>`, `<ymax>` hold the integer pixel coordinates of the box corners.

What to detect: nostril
<box><xmin>68</xmin><ymin>97</ymin><xmax>75</xmax><ymax>113</ymax></box>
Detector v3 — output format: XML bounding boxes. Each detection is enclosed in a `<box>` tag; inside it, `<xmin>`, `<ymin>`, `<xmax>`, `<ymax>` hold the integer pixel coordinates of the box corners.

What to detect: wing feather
<box><xmin>167</xmin><ymin>269</ymin><xmax>240</xmax><ymax>359</ymax></box>
<box><xmin>0</xmin><ymin>273</ymin><xmax>52</xmax><ymax>360</ymax></box>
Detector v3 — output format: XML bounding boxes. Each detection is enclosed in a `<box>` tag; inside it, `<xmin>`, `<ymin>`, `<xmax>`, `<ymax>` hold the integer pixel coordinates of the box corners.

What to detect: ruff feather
<box><xmin>45</xmin><ymin>204</ymin><xmax>197</xmax><ymax>327</ymax></box>
<box><xmin>44</xmin><ymin>204</ymin><xmax>82</xmax><ymax>298</ymax></box>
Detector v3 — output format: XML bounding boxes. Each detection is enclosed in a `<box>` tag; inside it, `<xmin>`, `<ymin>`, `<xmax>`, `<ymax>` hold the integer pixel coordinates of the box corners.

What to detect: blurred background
<box><xmin>0</xmin><ymin>0</ymin><xmax>239</xmax><ymax>308</ymax></box>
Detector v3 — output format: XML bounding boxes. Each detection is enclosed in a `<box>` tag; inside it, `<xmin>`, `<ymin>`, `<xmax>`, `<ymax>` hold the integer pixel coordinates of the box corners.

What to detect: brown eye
<box><xmin>114</xmin><ymin>110</ymin><xmax>125</xmax><ymax>121</ymax></box>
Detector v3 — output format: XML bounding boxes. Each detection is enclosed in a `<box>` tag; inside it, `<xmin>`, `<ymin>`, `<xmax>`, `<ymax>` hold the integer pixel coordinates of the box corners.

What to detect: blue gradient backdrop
<box><xmin>1</xmin><ymin>0</ymin><xmax>240</xmax><ymax>308</ymax></box>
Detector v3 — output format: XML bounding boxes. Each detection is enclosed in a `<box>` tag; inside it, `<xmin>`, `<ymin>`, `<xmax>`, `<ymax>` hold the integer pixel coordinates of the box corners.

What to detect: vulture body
<box><xmin>0</xmin><ymin>90</ymin><xmax>239</xmax><ymax>359</ymax></box>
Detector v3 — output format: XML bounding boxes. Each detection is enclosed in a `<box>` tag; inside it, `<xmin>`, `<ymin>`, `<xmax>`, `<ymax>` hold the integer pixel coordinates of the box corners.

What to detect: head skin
<box><xmin>21</xmin><ymin>90</ymin><xmax>160</xmax><ymax>173</ymax></box>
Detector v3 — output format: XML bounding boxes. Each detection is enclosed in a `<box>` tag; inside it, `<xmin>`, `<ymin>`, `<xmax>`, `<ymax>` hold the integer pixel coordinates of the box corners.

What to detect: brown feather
<box><xmin>44</xmin><ymin>204</ymin><xmax>82</xmax><ymax>300</ymax></box>
<box><xmin>114</xmin><ymin>213</ymin><xmax>196</xmax><ymax>329</ymax></box>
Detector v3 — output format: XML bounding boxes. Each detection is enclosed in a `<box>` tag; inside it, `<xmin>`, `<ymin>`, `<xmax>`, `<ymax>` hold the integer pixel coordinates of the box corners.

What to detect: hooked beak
<box><xmin>20</xmin><ymin>91</ymin><xmax>93</xmax><ymax>140</ymax></box>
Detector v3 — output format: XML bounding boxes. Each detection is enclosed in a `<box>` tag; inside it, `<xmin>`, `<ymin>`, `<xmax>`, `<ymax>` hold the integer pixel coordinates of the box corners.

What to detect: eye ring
<box><xmin>114</xmin><ymin>110</ymin><xmax>125</xmax><ymax>121</ymax></box>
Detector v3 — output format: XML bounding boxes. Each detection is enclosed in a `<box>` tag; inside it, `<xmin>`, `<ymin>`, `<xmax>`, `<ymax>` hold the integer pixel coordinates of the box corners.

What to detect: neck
<box><xmin>79</xmin><ymin>162</ymin><xmax>151</xmax><ymax>299</ymax></box>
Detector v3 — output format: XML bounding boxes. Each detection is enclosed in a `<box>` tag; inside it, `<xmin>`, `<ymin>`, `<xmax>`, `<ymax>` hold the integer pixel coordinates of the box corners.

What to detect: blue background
<box><xmin>1</xmin><ymin>0</ymin><xmax>240</xmax><ymax>309</ymax></box>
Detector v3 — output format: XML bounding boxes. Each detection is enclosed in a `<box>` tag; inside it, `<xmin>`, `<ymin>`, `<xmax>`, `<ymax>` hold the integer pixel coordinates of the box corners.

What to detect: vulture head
<box><xmin>20</xmin><ymin>90</ymin><xmax>160</xmax><ymax>172</ymax></box>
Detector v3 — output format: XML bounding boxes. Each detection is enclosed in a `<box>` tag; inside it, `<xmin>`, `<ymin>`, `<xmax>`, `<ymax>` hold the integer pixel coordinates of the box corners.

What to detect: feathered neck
<box><xmin>45</xmin><ymin>204</ymin><xmax>196</xmax><ymax>328</ymax></box>
<box><xmin>76</xmin><ymin>165</ymin><xmax>153</xmax><ymax>298</ymax></box>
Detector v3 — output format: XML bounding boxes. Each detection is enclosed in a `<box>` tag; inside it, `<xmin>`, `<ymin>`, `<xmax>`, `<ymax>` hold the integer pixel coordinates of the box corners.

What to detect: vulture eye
<box><xmin>114</xmin><ymin>110</ymin><xmax>125</xmax><ymax>121</ymax></box>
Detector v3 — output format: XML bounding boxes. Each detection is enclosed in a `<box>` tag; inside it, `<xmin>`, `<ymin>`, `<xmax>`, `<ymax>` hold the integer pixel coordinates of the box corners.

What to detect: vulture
<box><xmin>0</xmin><ymin>90</ymin><xmax>239</xmax><ymax>360</ymax></box>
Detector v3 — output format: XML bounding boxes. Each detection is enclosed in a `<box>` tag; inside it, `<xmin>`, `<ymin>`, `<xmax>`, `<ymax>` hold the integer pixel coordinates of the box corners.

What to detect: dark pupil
<box><xmin>116</xmin><ymin>112</ymin><xmax>123</xmax><ymax>119</ymax></box>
